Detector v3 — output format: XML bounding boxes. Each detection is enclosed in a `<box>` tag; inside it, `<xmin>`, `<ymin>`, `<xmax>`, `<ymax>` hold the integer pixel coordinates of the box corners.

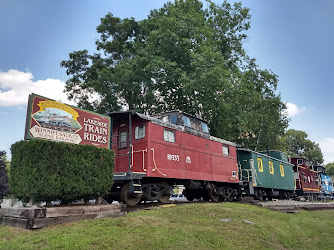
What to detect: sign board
<box><xmin>24</xmin><ymin>93</ymin><xmax>111</xmax><ymax>149</ymax></box>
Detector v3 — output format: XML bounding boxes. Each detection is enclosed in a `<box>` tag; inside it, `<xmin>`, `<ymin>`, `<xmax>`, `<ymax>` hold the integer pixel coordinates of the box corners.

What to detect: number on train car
<box><xmin>167</xmin><ymin>154</ymin><xmax>180</xmax><ymax>161</ymax></box>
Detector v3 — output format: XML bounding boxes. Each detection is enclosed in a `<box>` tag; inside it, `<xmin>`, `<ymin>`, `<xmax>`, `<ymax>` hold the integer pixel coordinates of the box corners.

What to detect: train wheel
<box><xmin>121</xmin><ymin>183</ymin><xmax>141</xmax><ymax>207</ymax></box>
<box><xmin>209</xmin><ymin>187</ymin><xmax>221</xmax><ymax>202</ymax></box>
<box><xmin>225</xmin><ymin>187</ymin><xmax>234</xmax><ymax>202</ymax></box>
<box><xmin>227</xmin><ymin>193</ymin><xmax>234</xmax><ymax>202</ymax></box>
<box><xmin>255</xmin><ymin>189</ymin><xmax>263</xmax><ymax>201</ymax></box>
<box><xmin>159</xmin><ymin>195</ymin><xmax>170</xmax><ymax>203</ymax></box>
<box><xmin>159</xmin><ymin>182</ymin><xmax>170</xmax><ymax>203</ymax></box>
<box><xmin>312</xmin><ymin>193</ymin><xmax>317</xmax><ymax>201</ymax></box>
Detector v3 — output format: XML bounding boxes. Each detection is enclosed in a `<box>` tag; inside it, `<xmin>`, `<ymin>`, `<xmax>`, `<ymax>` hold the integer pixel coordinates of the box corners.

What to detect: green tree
<box><xmin>325</xmin><ymin>162</ymin><xmax>334</xmax><ymax>176</ymax></box>
<box><xmin>1</xmin><ymin>152</ymin><xmax>10</xmax><ymax>171</ymax></box>
<box><xmin>280</xmin><ymin>129</ymin><xmax>324</xmax><ymax>165</ymax></box>
<box><xmin>0</xmin><ymin>151</ymin><xmax>10</xmax><ymax>199</ymax></box>
<box><xmin>61</xmin><ymin>0</ymin><xmax>288</xmax><ymax>150</ymax></box>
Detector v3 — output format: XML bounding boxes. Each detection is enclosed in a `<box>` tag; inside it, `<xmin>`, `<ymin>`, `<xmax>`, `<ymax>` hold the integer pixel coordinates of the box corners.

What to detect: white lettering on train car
<box><xmin>167</xmin><ymin>154</ymin><xmax>180</xmax><ymax>161</ymax></box>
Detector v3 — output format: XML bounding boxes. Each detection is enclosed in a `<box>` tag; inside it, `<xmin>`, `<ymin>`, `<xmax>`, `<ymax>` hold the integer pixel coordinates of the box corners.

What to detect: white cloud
<box><xmin>0</xmin><ymin>69</ymin><xmax>75</xmax><ymax>106</ymax></box>
<box><xmin>284</xmin><ymin>102</ymin><xmax>306</xmax><ymax>118</ymax></box>
<box><xmin>319</xmin><ymin>138</ymin><xmax>334</xmax><ymax>164</ymax></box>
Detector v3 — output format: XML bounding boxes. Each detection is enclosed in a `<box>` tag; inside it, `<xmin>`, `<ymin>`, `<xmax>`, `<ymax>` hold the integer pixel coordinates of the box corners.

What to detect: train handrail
<box><xmin>151</xmin><ymin>147</ymin><xmax>167</xmax><ymax>177</ymax></box>
<box><xmin>131</xmin><ymin>145</ymin><xmax>148</xmax><ymax>172</ymax></box>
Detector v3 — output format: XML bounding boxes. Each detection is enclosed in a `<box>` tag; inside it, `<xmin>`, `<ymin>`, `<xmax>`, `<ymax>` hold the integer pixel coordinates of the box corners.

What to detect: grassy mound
<box><xmin>1</xmin><ymin>203</ymin><xmax>334</xmax><ymax>249</ymax></box>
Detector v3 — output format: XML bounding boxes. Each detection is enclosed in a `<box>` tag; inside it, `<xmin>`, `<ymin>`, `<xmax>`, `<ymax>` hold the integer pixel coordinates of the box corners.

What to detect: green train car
<box><xmin>237</xmin><ymin>148</ymin><xmax>295</xmax><ymax>200</ymax></box>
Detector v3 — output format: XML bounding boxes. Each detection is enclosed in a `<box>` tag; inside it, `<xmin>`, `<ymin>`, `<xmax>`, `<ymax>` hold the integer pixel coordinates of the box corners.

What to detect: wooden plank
<box><xmin>45</xmin><ymin>204</ymin><xmax>125</xmax><ymax>218</ymax></box>
<box><xmin>1</xmin><ymin>208</ymin><xmax>46</xmax><ymax>219</ymax></box>
<box><xmin>2</xmin><ymin>217</ymin><xmax>31</xmax><ymax>229</ymax></box>
<box><xmin>32</xmin><ymin>211</ymin><xmax>127</xmax><ymax>229</ymax></box>
<box><xmin>2</xmin><ymin>206</ymin><xmax>127</xmax><ymax>229</ymax></box>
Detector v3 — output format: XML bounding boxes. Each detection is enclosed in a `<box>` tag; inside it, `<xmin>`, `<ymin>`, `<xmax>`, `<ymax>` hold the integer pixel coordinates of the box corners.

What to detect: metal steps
<box><xmin>130</xmin><ymin>179</ymin><xmax>143</xmax><ymax>195</ymax></box>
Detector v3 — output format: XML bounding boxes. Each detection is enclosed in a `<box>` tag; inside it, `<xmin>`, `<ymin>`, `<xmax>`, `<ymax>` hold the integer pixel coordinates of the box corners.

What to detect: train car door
<box><xmin>115</xmin><ymin>122</ymin><xmax>130</xmax><ymax>173</ymax></box>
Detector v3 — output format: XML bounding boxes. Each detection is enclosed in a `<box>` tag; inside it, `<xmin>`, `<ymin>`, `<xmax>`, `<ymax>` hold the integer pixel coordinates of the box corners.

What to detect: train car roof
<box><xmin>238</xmin><ymin>148</ymin><xmax>294</xmax><ymax>166</ymax></box>
<box><xmin>107</xmin><ymin>110</ymin><xmax>238</xmax><ymax>147</ymax></box>
<box><xmin>152</xmin><ymin>110</ymin><xmax>209</xmax><ymax>124</ymax></box>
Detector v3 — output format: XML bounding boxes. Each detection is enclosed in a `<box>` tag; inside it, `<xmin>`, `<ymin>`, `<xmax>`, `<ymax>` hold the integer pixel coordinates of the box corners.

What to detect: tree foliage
<box><xmin>61</xmin><ymin>0</ymin><xmax>288</xmax><ymax>151</ymax></box>
<box><xmin>0</xmin><ymin>151</ymin><xmax>10</xmax><ymax>199</ymax></box>
<box><xmin>280</xmin><ymin>129</ymin><xmax>324</xmax><ymax>165</ymax></box>
<box><xmin>325</xmin><ymin>162</ymin><xmax>334</xmax><ymax>176</ymax></box>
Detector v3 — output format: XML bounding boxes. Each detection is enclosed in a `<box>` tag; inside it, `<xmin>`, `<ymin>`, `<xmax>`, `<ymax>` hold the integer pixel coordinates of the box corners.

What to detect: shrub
<box><xmin>10</xmin><ymin>140</ymin><xmax>114</xmax><ymax>203</ymax></box>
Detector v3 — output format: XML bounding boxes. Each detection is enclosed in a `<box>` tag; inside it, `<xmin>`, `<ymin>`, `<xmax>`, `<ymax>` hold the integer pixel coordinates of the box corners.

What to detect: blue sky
<box><xmin>0</xmin><ymin>0</ymin><xmax>333</xmax><ymax>163</ymax></box>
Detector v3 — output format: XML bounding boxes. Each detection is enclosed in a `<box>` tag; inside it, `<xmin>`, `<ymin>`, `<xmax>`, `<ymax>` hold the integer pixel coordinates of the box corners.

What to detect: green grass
<box><xmin>1</xmin><ymin>203</ymin><xmax>334</xmax><ymax>249</ymax></box>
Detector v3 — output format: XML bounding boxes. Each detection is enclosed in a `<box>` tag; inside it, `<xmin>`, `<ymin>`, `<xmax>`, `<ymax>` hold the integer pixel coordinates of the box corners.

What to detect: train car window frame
<box><xmin>163</xmin><ymin>129</ymin><xmax>175</xmax><ymax>143</ymax></box>
<box><xmin>119</xmin><ymin>130</ymin><xmax>128</xmax><ymax>149</ymax></box>
<box><xmin>297</xmin><ymin>159</ymin><xmax>303</xmax><ymax>165</ymax></box>
<box><xmin>201</xmin><ymin>122</ymin><xmax>209</xmax><ymax>133</ymax></box>
<box><xmin>269</xmin><ymin>161</ymin><xmax>274</xmax><ymax>175</ymax></box>
<box><xmin>257</xmin><ymin>157</ymin><xmax>263</xmax><ymax>172</ymax></box>
<box><xmin>135</xmin><ymin>125</ymin><xmax>145</xmax><ymax>140</ymax></box>
<box><xmin>222</xmin><ymin>145</ymin><xmax>229</xmax><ymax>155</ymax></box>
<box><xmin>183</xmin><ymin>116</ymin><xmax>191</xmax><ymax>127</ymax></box>
<box><xmin>280</xmin><ymin>164</ymin><xmax>285</xmax><ymax>177</ymax></box>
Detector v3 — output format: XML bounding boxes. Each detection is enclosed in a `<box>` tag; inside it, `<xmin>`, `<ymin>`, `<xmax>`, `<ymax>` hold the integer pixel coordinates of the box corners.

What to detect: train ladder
<box><xmin>130</xmin><ymin>179</ymin><xmax>143</xmax><ymax>195</ymax></box>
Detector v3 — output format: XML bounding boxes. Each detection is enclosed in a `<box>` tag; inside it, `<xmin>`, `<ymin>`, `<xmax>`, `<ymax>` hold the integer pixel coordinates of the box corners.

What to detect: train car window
<box><xmin>183</xmin><ymin>116</ymin><xmax>191</xmax><ymax>127</ymax></box>
<box><xmin>119</xmin><ymin>130</ymin><xmax>128</xmax><ymax>149</ymax></box>
<box><xmin>257</xmin><ymin>158</ymin><xmax>263</xmax><ymax>172</ymax></box>
<box><xmin>201</xmin><ymin>122</ymin><xmax>209</xmax><ymax>133</ymax></box>
<box><xmin>297</xmin><ymin>159</ymin><xmax>303</xmax><ymax>165</ymax></box>
<box><xmin>135</xmin><ymin>125</ymin><xmax>145</xmax><ymax>139</ymax></box>
<box><xmin>170</xmin><ymin>114</ymin><xmax>178</xmax><ymax>124</ymax></box>
<box><xmin>164</xmin><ymin>129</ymin><xmax>175</xmax><ymax>143</ymax></box>
<box><xmin>222</xmin><ymin>145</ymin><xmax>229</xmax><ymax>155</ymax></box>
<box><xmin>269</xmin><ymin>161</ymin><xmax>274</xmax><ymax>175</ymax></box>
<box><xmin>280</xmin><ymin>164</ymin><xmax>285</xmax><ymax>177</ymax></box>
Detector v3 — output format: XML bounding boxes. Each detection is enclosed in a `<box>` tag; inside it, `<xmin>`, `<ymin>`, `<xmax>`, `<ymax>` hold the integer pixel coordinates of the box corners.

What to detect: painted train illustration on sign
<box><xmin>33</xmin><ymin>108</ymin><xmax>81</xmax><ymax>133</ymax></box>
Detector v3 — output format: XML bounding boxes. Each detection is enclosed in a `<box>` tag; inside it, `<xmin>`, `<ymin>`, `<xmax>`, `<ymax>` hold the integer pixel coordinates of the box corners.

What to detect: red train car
<box><xmin>107</xmin><ymin>111</ymin><xmax>239</xmax><ymax>206</ymax></box>
<box><xmin>290</xmin><ymin>157</ymin><xmax>320</xmax><ymax>200</ymax></box>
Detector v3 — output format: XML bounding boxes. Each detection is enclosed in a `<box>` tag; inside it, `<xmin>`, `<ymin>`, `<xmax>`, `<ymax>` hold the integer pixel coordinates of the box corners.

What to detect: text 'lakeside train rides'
<box><xmin>105</xmin><ymin>110</ymin><xmax>315</xmax><ymax>206</ymax></box>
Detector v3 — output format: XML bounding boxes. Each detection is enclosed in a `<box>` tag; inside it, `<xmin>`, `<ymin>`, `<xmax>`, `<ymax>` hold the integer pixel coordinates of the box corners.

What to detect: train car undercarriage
<box><xmin>105</xmin><ymin>178</ymin><xmax>240</xmax><ymax>206</ymax></box>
